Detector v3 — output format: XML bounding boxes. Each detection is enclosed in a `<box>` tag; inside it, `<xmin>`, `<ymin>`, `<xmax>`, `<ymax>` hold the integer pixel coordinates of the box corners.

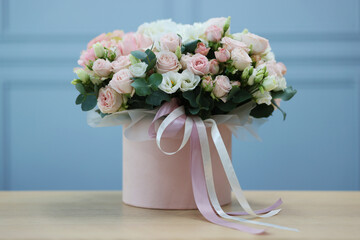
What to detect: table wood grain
<box><xmin>0</xmin><ymin>191</ymin><xmax>359</xmax><ymax>239</ymax></box>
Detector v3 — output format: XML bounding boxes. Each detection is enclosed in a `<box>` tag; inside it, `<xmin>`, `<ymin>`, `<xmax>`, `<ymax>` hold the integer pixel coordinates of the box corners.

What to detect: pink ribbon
<box><xmin>148</xmin><ymin>99</ymin><xmax>285</xmax><ymax>234</ymax></box>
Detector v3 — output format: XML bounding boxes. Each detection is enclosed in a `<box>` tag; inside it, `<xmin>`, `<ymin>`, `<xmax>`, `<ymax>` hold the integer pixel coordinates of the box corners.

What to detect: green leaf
<box><xmin>145</xmin><ymin>91</ymin><xmax>171</xmax><ymax>106</ymax></box>
<box><xmin>131</xmin><ymin>50</ymin><xmax>147</xmax><ymax>60</ymax></box>
<box><xmin>182</xmin><ymin>40</ymin><xmax>201</xmax><ymax>54</ymax></box>
<box><xmin>131</xmin><ymin>78</ymin><xmax>152</xmax><ymax>96</ymax></box>
<box><xmin>144</xmin><ymin>49</ymin><xmax>157</xmax><ymax>71</ymax></box>
<box><xmin>215</xmin><ymin>101</ymin><xmax>237</xmax><ymax>112</ymax></box>
<box><xmin>148</xmin><ymin>73</ymin><xmax>162</xmax><ymax>90</ymax></box>
<box><xmin>75</xmin><ymin>94</ymin><xmax>85</xmax><ymax>105</ymax></box>
<box><xmin>250</xmin><ymin>104</ymin><xmax>275</xmax><ymax>118</ymax></box>
<box><xmin>189</xmin><ymin>107</ymin><xmax>200</xmax><ymax>115</ymax></box>
<box><xmin>228</xmin><ymin>87</ymin><xmax>252</xmax><ymax>104</ymax></box>
<box><xmin>81</xmin><ymin>95</ymin><xmax>97</xmax><ymax>111</ymax></box>
<box><xmin>75</xmin><ymin>83</ymin><xmax>85</xmax><ymax>94</ymax></box>
<box><xmin>183</xmin><ymin>90</ymin><xmax>198</xmax><ymax>108</ymax></box>
<box><xmin>272</xmin><ymin>86</ymin><xmax>297</xmax><ymax>101</ymax></box>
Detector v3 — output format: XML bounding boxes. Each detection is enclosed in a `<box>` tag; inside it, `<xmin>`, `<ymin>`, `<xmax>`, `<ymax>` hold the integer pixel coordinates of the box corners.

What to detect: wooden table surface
<box><xmin>0</xmin><ymin>191</ymin><xmax>359</xmax><ymax>240</ymax></box>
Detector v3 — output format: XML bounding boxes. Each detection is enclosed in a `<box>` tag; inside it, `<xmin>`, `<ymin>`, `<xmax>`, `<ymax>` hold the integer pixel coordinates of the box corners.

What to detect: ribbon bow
<box><xmin>148</xmin><ymin>99</ymin><xmax>298</xmax><ymax>234</ymax></box>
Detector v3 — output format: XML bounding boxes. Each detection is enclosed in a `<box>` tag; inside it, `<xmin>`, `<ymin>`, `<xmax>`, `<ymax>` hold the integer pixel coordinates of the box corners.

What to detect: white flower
<box><xmin>179</xmin><ymin>69</ymin><xmax>201</xmax><ymax>92</ymax></box>
<box><xmin>274</xmin><ymin>77</ymin><xmax>287</xmax><ymax>91</ymax></box>
<box><xmin>247</xmin><ymin>69</ymin><xmax>257</xmax><ymax>86</ymax></box>
<box><xmin>159</xmin><ymin>71</ymin><xmax>181</xmax><ymax>94</ymax></box>
<box><xmin>93</xmin><ymin>42</ymin><xmax>105</xmax><ymax>58</ymax></box>
<box><xmin>253</xmin><ymin>90</ymin><xmax>272</xmax><ymax>105</ymax></box>
<box><xmin>129</xmin><ymin>62</ymin><xmax>148</xmax><ymax>78</ymax></box>
<box><xmin>262</xmin><ymin>75</ymin><xmax>277</xmax><ymax>91</ymax></box>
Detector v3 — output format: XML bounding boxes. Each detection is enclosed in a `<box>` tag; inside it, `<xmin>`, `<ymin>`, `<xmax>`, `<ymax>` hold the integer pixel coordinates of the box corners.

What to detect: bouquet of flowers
<box><xmin>72</xmin><ymin>17</ymin><xmax>295</xmax><ymax>120</ymax></box>
<box><xmin>71</xmin><ymin>17</ymin><xmax>297</xmax><ymax>235</ymax></box>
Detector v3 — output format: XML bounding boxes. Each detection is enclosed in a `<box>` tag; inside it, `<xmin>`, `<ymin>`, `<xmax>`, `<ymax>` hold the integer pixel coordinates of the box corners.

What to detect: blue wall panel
<box><xmin>0</xmin><ymin>0</ymin><xmax>359</xmax><ymax>190</ymax></box>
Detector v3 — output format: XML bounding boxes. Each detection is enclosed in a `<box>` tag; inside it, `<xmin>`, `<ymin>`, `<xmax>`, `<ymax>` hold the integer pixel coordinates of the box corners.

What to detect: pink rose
<box><xmin>195</xmin><ymin>42</ymin><xmax>210</xmax><ymax>56</ymax></box>
<box><xmin>92</xmin><ymin>59</ymin><xmax>112</xmax><ymax>77</ymax></box>
<box><xmin>159</xmin><ymin>33</ymin><xmax>181</xmax><ymax>52</ymax></box>
<box><xmin>237</xmin><ymin>33</ymin><xmax>269</xmax><ymax>54</ymax></box>
<box><xmin>209</xmin><ymin>59</ymin><xmax>220</xmax><ymax>75</ymax></box>
<box><xmin>231</xmin><ymin>48</ymin><xmax>252</xmax><ymax>70</ymax></box>
<box><xmin>214</xmin><ymin>48</ymin><xmax>230</xmax><ymax>62</ymax></box>
<box><xmin>112</xmin><ymin>30</ymin><xmax>124</xmax><ymax>39</ymax></box>
<box><xmin>109</xmin><ymin>69</ymin><xmax>133</xmax><ymax>94</ymax></box>
<box><xmin>121</xmin><ymin>32</ymin><xmax>153</xmax><ymax>55</ymax></box>
<box><xmin>112</xmin><ymin>55</ymin><xmax>131</xmax><ymax>73</ymax></box>
<box><xmin>97</xmin><ymin>86</ymin><xmax>123</xmax><ymax>114</ymax></box>
<box><xmin>206</xmin><ymin>17</ymin><xmax>227</xmax><ymax>29</ymax></box>
<box><xmin>188</xmin><ymin>53</ymin><xmax>210</xmax><ymax>76</ymax></box>
<box><xmin>78</xmin><ymin>48</ymin><xmax>96</xmax><ymax>67</ymax></box>
<box><xmin>221</xmin><ymin>37</ymin><xmax>249</xmax><ymax>52</ymax></box>
<box><xmin>201</xmin><ymin>75</ymin><xmax>214</xmax><ymax>92</ymax></box>
<box><xmin>213</xmin><ymin>75</ymin><xmax>232</xmax><ymax>99</ymax></box>
<box><xmin>87</xmin><ymin>33</ymin><xmax>107</xmax><ymax>49</ymax></box>
<box><xmin>205</xmin><ymin>24</ymin><xmax>223</xmax><ymax>42</ymax></box>
<box><xmin>156</xmin><ymin>51</ymin><xmax>181</xmax><ymax>74</ymax></box>
<box><xmin>259</xmin><ymin>61</ymin><xmax>287</xmax><ymax>77</ymax></box>
<box><xmin>180</xmin><ymin>54</ymin><xmax>192</xmax><ymax>69</ymax></box>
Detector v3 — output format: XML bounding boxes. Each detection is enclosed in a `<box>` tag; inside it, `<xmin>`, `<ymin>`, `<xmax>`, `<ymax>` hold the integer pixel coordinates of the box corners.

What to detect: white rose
<box><xmin>253</xmin><ymin>90</ymin><xmax>272</xmax><ymax>105</ymax></box>
<box><xmin>274</xmin><ymin>77</ymin><xmax>287</xmax><ymax>91</ymax></box>
<box><xmin>159</xmin><ymin>71</ymin><xmax>181</xmax><ymax>94</ymax></box>
<box><xmin>129</xmin><ymin>62</ymin><xmax>148</xmax><ymax>78</ymax></box>
<box><xmin>262</xmin><ymin>76</ymin><xmax>277</xmax><ymax>91</ymax></box>
<box><xmin>179</xmin><ymin>69</ymin><xmax>201</xmax><ymax>92</ymax></box>
<box><xmin>232</xmin><ymin>33</ymin><xmax>270</xmax><ymax>54</ymax></box>
<box><xmin>231</xmin><ymin>48</ymin><xmax>252</xmax><ymax>71</ymax></box>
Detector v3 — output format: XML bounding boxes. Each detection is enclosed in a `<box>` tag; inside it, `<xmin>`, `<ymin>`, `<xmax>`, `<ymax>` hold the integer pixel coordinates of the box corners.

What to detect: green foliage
<box><xmin>144</xmin><ymin>49</ymin><xmax>157</xmax><ymax>71</ymax></box>
<box><xmin>131</xmin><ymin>50</ymin><xmax>147</xmax><ymax>60</ymax></box>
<box><xmin>75</xmin><ymin>94</ymin><xmax>85</xmax><ymax>105</ymax></box>
<box><xmin>131</xmin><ymin>78</ymin><xmax>152</xmax><ymax>96</ymax></box>
<box><xmin>181</xmin><ymin>40</ymin><xmax>201</xmax><ymax>54</ymax></box>
<box><xmin>250</xmin><ymin>104</ymin><xmax>275</xmax><ymax>118</ymax></box>
<box><xmin>148</xmin><ymin>73</ymin><xmax>162</xmax><ymax>90</ymax></box>
<box><xmin>146</xmin><ymin>91</ymin><xmax>171</xmax><ymax>106</ymax></box>
<box><xmin>75</xmin><ymin>83</ymin><xmax>85</xmax><ymax>94</ymax></box>
<box><xmin>272</xmin><ymin>86</ymin><xmax>297</xmax><ymax>101</ymax></box>
<box><xmin>227</xmin><ymin>86</ymin><xmax>252</xmax><ymax>104</ymax></box>
<box><xmin>81</xmin><ymin>95</ymin><xmax>97</xmax><ymax>111</ymax></box>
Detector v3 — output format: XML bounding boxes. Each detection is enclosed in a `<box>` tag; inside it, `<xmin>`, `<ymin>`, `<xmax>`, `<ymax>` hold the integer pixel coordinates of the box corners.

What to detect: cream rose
<box><xmin>180</xmin><ymin>54</ymin><xmax>192</xmax><ymax>69</ymax></box>
<box><xmin>233</xmin><ymin>33</ymin><xmax>269</xmax><ymax>54</ymax></box>
<box><xmin>97</xmin><ymin>86</ymin><xmax>123</xmax><ymax>113</ymax></box>
<box><xmin>213</xmin><ymin>75</ymin><xmax>232</xmax><ymax>98</ymax></box>
<box><xmin>205</xmin><ymin>24</ymin><xmax>223</xmax><ymax>42</ymax></box>
<box><xmin>231</xmin><ymin>48</ymin><xmax>252</xmax><ymax>71</ymax></box>
<box><xmin>187</xmin><ymin>53</ymin><xmax>210</xmax><ymax>76</ymax></box>
<box><xmin>159</xmin><ymin>33</ymin><xmax>182</xmax><ymax>52</ymax></box>
<box><xmin>92</xmin><ymin>59</ymin><xmax>112</xmax><ymax>77</ymax></box>
<box><xmin>109</xmin><ymin>69</ymin><xmax>133</xmax><ymax>94</ymax></box>
<box><xmin>156</xmin><ymin>51</ymin><xmax>181</xmax><ymax>74</ymax></box>
<box><xmin>179</xmin><ymin>69</ymin><xmax>201</xmax><ymax>92</ymax></box>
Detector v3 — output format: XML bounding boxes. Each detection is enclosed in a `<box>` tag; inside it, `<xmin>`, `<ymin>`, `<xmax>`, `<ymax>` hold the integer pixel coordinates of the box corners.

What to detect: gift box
<box><xmin>122</xmin><ymin>125</ymin><xmax>232</xmax><ymax>209</ymax></box>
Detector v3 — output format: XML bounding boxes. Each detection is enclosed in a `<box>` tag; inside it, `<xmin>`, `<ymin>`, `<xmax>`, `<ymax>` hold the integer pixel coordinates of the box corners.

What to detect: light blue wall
<box><xmin>0</xmin><ymin>0</ymin><xmax>359</xmax><ymax>190</ymax></box>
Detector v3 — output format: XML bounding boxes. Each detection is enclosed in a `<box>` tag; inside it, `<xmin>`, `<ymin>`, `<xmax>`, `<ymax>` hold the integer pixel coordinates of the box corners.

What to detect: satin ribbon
<box><xmin>149</xmin><ymin>101</ymin><xmax>299</xmax><ymax>234</ymax></box>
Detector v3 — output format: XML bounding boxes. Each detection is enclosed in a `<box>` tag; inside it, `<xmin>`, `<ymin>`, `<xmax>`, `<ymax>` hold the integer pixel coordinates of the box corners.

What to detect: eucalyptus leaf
<box><xmin>131</xmin><ymin>50</ymin><xmax>147</xmax><ymax>60</ymax></box>
<box><xmin>188</xmin><ymin>107</ymin><xmax>200</xmax><ymax>115</ymax></box>
<box><xmin>131</xmin><ymin>78</ymin><xmax>152</xmax><ymax>96</ymax></box>
<box><xmin>81</xmin><ymin>95</ymin><xmax>97</xmax><ymax>111</ymax></box>
<box><xmin>250</xmin><ymin>103</ymin><xmax>275</xmax><ymax>118</ymax></box>
<box><xmin>148</xmin><ymin>73</ymin><xmax>162</xmax><ymax>90</ymax></box>
<box><xmin>215</xmin><ymin>101</ymin><xmax>237</xmax><ymax>112</ymax></box>
<box><xmin>144</xmin><ymin>49</ymin><xmax>157</xmax><ymax>71</ymax></box>
<box><xmin>75</xmin><ymin>83</ymin><xmax>85</xmax><ymax>94</ymax></box>
<box><xmin>272</xmin><ymin>86</ymin><xmax>297</xmax><ymax>101</ymax></box>
<box><xmin>75</xmin><ymin>94</ymin><xmax>85</xmax><ymax>105</ymax></box>
<box><xmin>183</xmin><ymin>90</ymin><xmax>198</xmax><ymax>108</ymax></box>
<box><xmin>145</xmin><ymin>91</ymin><xmax>171</xmax><ymax>106</ymax></box>
<box><xmin>228</xmin><ymin>87</ymin><xmax>252</xmax><ymax>104</ymax></box>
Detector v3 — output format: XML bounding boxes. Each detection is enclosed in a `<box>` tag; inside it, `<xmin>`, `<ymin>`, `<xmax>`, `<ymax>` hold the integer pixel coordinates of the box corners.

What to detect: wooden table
<box><xmin>0</xmin><ymin>191</ymin><xmax>359</xmax><ymax>239</ymax></box>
